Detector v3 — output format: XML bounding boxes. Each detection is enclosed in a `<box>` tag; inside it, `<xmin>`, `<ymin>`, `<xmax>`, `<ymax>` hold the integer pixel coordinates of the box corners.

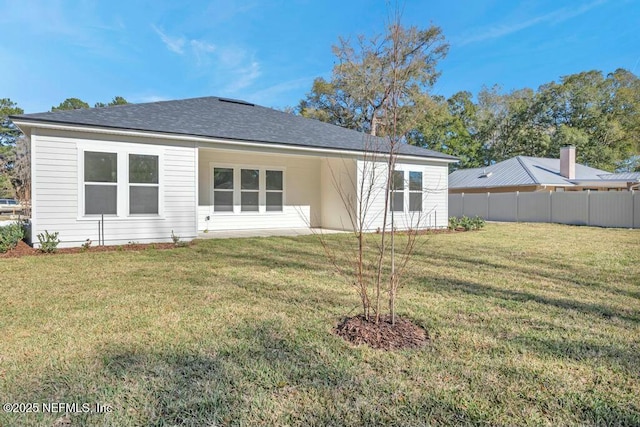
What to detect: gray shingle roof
<box><xmin>448</xmin><ymin>156</ymin><xmax>632</xmax><ymax>189</ymax></box>
<box><xmin>11</xmin><ymin>96</ymin><xmax>457</xmax><ymax>161</ymax></box>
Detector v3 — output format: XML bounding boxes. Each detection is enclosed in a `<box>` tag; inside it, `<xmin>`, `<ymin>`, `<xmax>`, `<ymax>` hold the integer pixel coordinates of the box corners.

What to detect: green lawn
<box><xmin>0</xmin><ymin>223</ymin><xmax>638</xmax><ymax>426</ymax></box>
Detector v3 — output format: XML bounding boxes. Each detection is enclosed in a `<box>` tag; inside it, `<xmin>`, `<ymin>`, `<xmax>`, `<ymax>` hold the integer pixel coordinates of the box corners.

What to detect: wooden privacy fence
<box><xmin>449</xmin><ymin>190</ymin><xmax>639</xmax><ymax>229</ymax></box>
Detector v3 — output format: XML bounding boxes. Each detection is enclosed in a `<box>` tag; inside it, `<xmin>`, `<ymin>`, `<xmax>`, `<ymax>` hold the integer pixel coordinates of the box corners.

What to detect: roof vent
<box><xmin>218</xmin><ymin>97</ymin><xmax>255</xmax><ymax>107</ymax></box>
<box><xmin>479</xmin><ymin>170</ymin><xmax>493</xmax><ymax>178</ymax></box>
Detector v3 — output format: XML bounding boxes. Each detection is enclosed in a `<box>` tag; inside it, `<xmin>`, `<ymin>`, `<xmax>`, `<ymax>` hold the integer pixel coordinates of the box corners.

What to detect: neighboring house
<box><xmin>449</xmin><ymin>146</ymin><xmax>640</xmax><ymax>194</ymax></box>
<box><xmin>10</xmin><ymin>96</ymin><xmax>456</xmax><ymax>248</ymax></box>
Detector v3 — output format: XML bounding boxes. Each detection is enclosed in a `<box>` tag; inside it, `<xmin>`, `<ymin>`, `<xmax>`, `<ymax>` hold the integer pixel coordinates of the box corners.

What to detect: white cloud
<box><xmin>225</xmin><ymin>60</ymin><xmax>261</xmax><ymax>92</ymax></box>
<box><xmin>457</xmin><ymin>0</ymin><xmax>607</xmax><ymax>46</ymax></box>
<box><xmin>190</xmin><ymin>40</ymin><xmax>216</xmax><ymax>54</ymax></box>
<box><xmin>248</xmin><ymin>77</ymin><xmax>314</xmax><ymax>106</ymax></box>
<box><xmin>190</xmin><ymin>39</ymin><xmax>217</xmax><ymax>66</ymax></box>
<box><xmin>152</xmin><ymin>24</ymin><xmax>186</xmax><ymax>54</ymax></box>
<box><xmin>150</xmin><ymin>25</ymin><xmax>262</xmax><ymax>93</ymax></box>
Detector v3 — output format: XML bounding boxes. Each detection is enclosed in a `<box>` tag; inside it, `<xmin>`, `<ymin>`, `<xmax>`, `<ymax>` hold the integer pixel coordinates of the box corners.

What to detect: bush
<box><xmin>449</xmin><ymin>216</ymin><xmax>486</xmax><ymax>231</ymax></box>
<box><xmin>37</xmin><ymin>230</ymin><xmax>60</xmax><ymax>253</ymax></box>
<box><xmin>0</xmin><ymin>222</ymin><xmax>25</xmax><ymax>253</ymax></box>
<box><xmin>81</xmin><ymin>239</ymin><xmax>92</xmax><ymax>251</ymax></box>
<box><xmin>171</xmin><ymin>230</ymin><xmax>188</xmax><ymax>247</ymax></box>
<box><xmin>469</xmin><ymin>216</ymin><xmax>486</xmax><ymax>230</ymax></box>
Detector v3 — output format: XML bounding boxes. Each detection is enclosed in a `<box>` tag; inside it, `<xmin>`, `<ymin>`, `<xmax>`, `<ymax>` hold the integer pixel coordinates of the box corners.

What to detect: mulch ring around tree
<box><xmin>0</xmin><ymin>240</ymin><xmax>184</xmax><ymax>258</ymax></box>
<box><xmin>335</xmin><ymin>314</ymin><xmax>429</xmax><ymax>350</ymax></box>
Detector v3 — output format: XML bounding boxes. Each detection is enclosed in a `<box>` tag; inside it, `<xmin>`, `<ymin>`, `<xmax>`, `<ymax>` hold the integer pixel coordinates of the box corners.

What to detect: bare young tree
<box><xmin>315</xmin><ymin>12</ymin><xmax>449</xmax><ymax>325</ymax></box>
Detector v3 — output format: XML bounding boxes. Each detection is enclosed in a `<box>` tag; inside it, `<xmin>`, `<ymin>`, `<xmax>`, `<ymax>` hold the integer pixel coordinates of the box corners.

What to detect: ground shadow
<box><xmin>425</xmin><ymin>274</ymin><xmax>639</xmax><ymax>324</ymax></box>
<box><xmin>423</xmin><ymin>250</ymin><xmax>640</xmax><ymax>301</ymax></box>
<box><xmin>1</xmin><ymin>317</ymin><xmax>497</xmax><ymax>426</ymax></box>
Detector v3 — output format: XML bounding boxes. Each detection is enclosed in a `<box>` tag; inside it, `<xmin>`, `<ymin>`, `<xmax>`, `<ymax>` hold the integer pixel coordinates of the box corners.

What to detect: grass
<box><xmin>0</xmin><ymin>222</ymin><xmax>638</xmax><ymax>426</ymax></box>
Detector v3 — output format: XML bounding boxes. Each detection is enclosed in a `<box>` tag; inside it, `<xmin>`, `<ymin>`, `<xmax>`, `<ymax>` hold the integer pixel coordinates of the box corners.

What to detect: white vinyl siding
<box><xmin>357</xmin><ymin>160</ymin><xmax>448</xmax><ymax>230</ymax></box>
<box><xmin>32</xmin><ymin>130</ymin><xmax>197</xmax><ymax>248</ymax></box>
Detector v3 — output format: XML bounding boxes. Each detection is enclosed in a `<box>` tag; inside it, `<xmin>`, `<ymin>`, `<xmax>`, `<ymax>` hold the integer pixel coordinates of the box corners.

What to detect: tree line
<box><xmin>296</xmin><ymin>34</ymin><xmax>640</xmax><ymax>173</ymax></box>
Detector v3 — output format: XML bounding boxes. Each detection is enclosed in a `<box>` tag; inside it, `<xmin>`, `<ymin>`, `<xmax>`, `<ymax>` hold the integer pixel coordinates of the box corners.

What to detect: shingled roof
<box><xmin>11</xmin><ymin>96</ymin><xmax>457</xmax><ymax>161</ymax></box>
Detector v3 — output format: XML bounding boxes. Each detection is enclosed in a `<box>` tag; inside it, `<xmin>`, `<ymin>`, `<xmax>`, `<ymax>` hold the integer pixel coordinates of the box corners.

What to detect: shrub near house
<box><xmin>0</xmin><ymin>222</ymin><xmax>24</xmax><ymax>252</ymax></box>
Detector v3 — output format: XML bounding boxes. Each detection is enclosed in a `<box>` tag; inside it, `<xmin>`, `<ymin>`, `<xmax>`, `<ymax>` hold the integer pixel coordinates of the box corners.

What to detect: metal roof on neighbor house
<box><xmin>598</xmin><ymin>172</ymin><xmax>640</xmax><ymax>181</ymax></box>
<box><xmin>448</xmin><ymin>156</ymin><xmax>618</xmax><ymax>189</ymax></box>
<box><xmin>11</xmin><ymin>96</ymin><xmax>457</xmax><ymax>161</ymax></box>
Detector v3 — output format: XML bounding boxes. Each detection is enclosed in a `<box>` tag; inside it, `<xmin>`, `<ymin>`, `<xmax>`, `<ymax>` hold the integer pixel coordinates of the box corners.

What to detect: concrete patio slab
<box><xmin>197</xmin><ymin>228</ymin><xmax>348</xmax><ymax>239</ymax></box>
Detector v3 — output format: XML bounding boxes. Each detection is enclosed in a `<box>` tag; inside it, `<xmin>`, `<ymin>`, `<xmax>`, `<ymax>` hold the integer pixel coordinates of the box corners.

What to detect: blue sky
<box><xmin>2</xmin><ymin>0</ymin><xmax>638</xmax><ymax>114</ymax></box>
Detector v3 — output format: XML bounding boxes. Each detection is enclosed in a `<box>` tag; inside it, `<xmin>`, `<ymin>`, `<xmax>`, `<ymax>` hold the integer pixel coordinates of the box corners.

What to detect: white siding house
<box><xmin>11</xmin><ymin>97</ymin><xmax>456</xmax><ymax>248</ymax></box>
<box><xmin>30</xmin><ymin>129</ymin><xmax>197</xmax><ymax>247</ymax></box>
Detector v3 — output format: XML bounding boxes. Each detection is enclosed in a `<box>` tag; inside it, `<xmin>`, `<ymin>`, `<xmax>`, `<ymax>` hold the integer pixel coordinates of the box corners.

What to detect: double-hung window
<box><xmin>266</xmin><ymin>170</ymin><xmax>283</xmax><ymax>212</ymax></box>
<box><xmin>213</xmin><ymin>168</ymin><xmax>234</xmax><ymax>212</ymax></box>
<box><xmin>129</xmin><ymin>154</ymin><xmax>159</xmax><ymax>215</ymax></box>
<box><xmin>84</xmin><ymin>151</ymin><xmax>117</xmax><ymax>215</ymax></box>
<box><xmin>241</xmin><ymin>169</ymin><xmax>260</xmax><ymax>212</ymax></box>
<box><xmin>409</xmin><ymin>171</ymin><xmax>423</xmax><ymax>212</ymax></box>
<box><xmin>391</xmin><ymin>170</ymin><xmax>404</xmax><ymax>212</ymax></box>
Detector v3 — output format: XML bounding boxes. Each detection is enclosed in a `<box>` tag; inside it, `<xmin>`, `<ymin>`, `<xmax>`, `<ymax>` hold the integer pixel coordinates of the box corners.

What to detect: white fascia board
<box><xmin>569</xmin><ymin>180</ymin><xmax>628</xmax><ymax>187</ymax></box>
<box><xmin>11</xmin><ymin>120</ymin><xmax>457</xmax><ymax>165</ymax></box>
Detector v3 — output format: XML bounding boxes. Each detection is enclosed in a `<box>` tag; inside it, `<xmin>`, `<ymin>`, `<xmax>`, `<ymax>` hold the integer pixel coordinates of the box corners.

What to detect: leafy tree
<box><xmin>298</xmin><ymin>22</ymin><xmax>448</xmax><ymax>136</ymax></box>
<box><xmin>51</xmin><ymin>98</ymin><xmax>90</xmax><ymax>111</ymax></box>
<box><xmin>461</xmin><ymin>69</ymin><xmax>640</xmax><ymax>170</ymax></box>
<box><xmin>485</xmin><ymin>87</ymin><xmax>551</xmax><ymax>162</ymax></box>
<box><xmin>411</xmin><ymin>91</ymin><xmax>486</xmax><ymax>170</ymax></box>
<box><xmin>298</xmin><ymin>78</ymin><xmax>364</xmax><ymax>130</ymax></box>
<box><xmin>540</xmin><ymin>70</ymin><xmax>639</xmax><ymax>170</ymax></box>
<box><xmin>0</xmin><ymin>98</ymin><xmax>23</xmax><ymax>147</ymax></box>
<box><xmin>0</xmin><ymin>99</ymin><xmax>24</xmax><ymax>198</ymax></box>
<box><xmin>94</xmin><ymin>96</ymin><xmax>129</xmax><ymax>108</ymax></box>
<box><xmin>10</xmin><ymin>135</ymin><xmax>30</xmax><ymax>206</ymax></box>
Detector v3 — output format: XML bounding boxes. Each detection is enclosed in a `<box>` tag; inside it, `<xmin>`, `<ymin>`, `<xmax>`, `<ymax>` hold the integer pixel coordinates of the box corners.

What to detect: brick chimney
<box><xmin>560</xmin><ymin>146</ymin><xmax>576</xmax><ymax>179</ymax></box>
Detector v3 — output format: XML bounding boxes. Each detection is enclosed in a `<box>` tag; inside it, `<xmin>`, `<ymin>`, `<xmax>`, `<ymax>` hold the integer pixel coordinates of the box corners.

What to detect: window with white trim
<box><xmin>81</xmin><ymin>148</ymin><xmax>162</xmax><ymax>218</ymax></box>
<box><xmin>84</xmin><ymin>151</ymin><xmax>117</xmax><ymax>215</ymax></box>
<box><xmin>241</xmin><ymin>169</ymin><xmax>260</xmax><ymax>212</ymax></box>
<box><xmin>212</xmin><ymin>167</ymin><xmax>284</xmax><ymax>213</ymax></box>
<box><xmin>266</xmin><ymin>170</ymin><xmax>283</xmax><ymax>212</ymax></box>
<box><xmin>129</xmin><ymin>154</ymin><xmax>159</xmax><ymax>215</ymax></box>
<box><xmin>409</xmin><ymin>171</ymin><xmax>423</xmax><ymax>212</ymax></box>
<box><xmin>213</xmin><ymin>168</ymin><xmax>234</xmax><ymax>212</ymax></box>
<box><xmin>391</xmin><ymin>170</ymin><xmax>404</xmax><ymax>212</ymax></box>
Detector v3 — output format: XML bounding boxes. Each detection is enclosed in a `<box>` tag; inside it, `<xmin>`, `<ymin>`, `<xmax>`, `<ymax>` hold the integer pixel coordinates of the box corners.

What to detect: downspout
<box><xmin>30</xmin><ymin>129</ymin><xmax>37</xmax><ymax>247</ymax></box>
<box><xmin>194</xmin><ymin>142</ymin><xmax>199</xmax><ymax>238</ymax></box>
